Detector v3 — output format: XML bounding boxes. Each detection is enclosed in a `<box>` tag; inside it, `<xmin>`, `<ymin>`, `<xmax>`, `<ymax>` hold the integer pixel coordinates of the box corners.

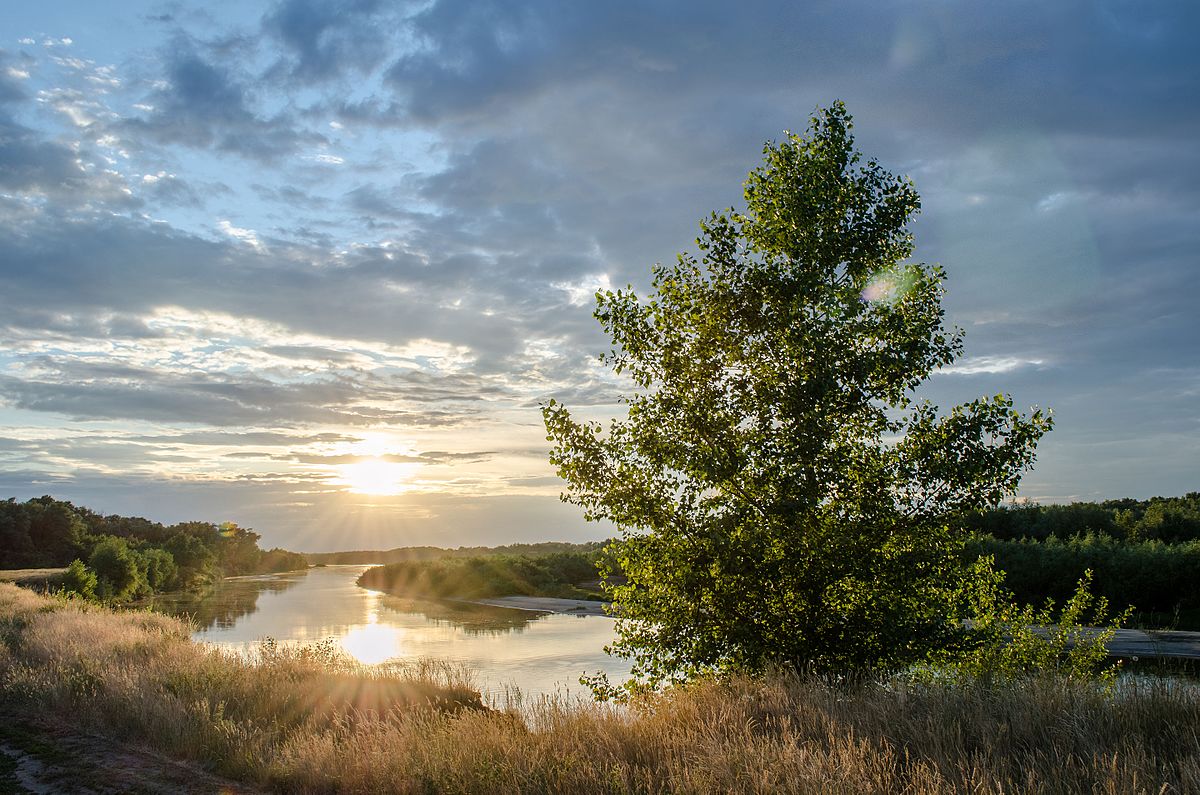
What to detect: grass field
<box><xmin>0</xmin><ymin>568</ymin><xmax>65</xmax><ymax>586</ymax></box>
<box><xmin>2</xmin><ymin>582</ymin><xmax>1199</xmax><ymax>793</ymax></box>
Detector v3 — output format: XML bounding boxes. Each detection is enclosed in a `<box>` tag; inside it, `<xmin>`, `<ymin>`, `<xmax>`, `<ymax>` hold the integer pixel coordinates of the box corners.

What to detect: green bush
<box><xmin>941</xmin><ymin>563</ymin><xmax>1128</xmax><ymax>684</ymax></box>
<box><xmin>60</xmin><ymin>559</ymin><xmax>97</xmax><ymax>600</ymax></box>
<box><xmin>88</xmin><ymin>537</ymin><xmax>142</xmax><ymax>601</ymax></box>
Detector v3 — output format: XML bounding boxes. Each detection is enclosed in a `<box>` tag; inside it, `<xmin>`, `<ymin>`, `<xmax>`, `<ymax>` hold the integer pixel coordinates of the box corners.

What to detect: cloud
<box><xmin>1</xmin><ymin>0</ymin><xmax>1198</xmax><ymax>549</ymax></box>
<box><xmin>123</xmin><ymin>41</ymin><xmax>323</xmax><ymax>161</ymax></box>
<box><xmin>0</xmin><ymin>51</ymin><xmax>32</xmax><ymax>103</ymax></box>
<box><xmin>0</xmin><ymin>357</ymin><xmax>497</xmax><ymax>428</ymax></box>
<box><xmin>939</xmin><ymin>356</ymin><xmax>1046</xmax><ymax>376</ymax></box>
<box><xmin>261</xmin><ymin>0</ymin><xmax>397</xmax><ymax>83</ymax></box>
<box><xmin>0</xmin><ymin>112</ymin><xmax>137</xmax><ymax>206</ymax></box>
<box><xmin>284</xmin><ymin>449</ymin><xmax>494</xmax><ymax>465</ymax></box>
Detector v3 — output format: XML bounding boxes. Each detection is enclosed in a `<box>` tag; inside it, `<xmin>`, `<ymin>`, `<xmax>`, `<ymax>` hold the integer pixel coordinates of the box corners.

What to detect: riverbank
<box><xmin>356</xmin><ymin>552</ymin><xmax>606</xmax><ymax>602</ymax></box>
<box><xmin>463</xmin><ymin>595</ymin><xmax>611</xmax><ymax>617</ymax></box>
<box><xmin>5</xmin><ymin>582</ymin><xmax>1200</xmax><ymax>792</ymax></box>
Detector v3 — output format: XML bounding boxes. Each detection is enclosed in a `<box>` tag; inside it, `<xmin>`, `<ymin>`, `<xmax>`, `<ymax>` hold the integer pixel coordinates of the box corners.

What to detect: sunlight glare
<box><xmin>340</xmin><ymin>622</ymin><xmax>405</xmax><ymax>665</ymax></box>
<box><xmin>336</xmin><ymin>458</ymin><xmax>419</xmax><ymax>495</ymax></box>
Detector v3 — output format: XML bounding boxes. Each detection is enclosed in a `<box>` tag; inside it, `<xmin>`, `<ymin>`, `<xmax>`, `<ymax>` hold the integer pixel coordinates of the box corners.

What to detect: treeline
<box><xmin>358</xmin><ymin>550</ymin><xmax>607</xmax><ymax>601</ymax></box>
<box><xmin>310</xmin><ymin>540</ymin><xmax>605</xmax><ymax>565</ymax></box>
<box><xmin>0</xmin><ymin>496</ymin><xmax>307</xmax><ymax>601</ymax></box>
<box><xmin>964</xmin><ymin>493</ymin><xmax>1200</xmax><ymax>543</ymax></box>
<box><xmin>965</xmin><ymin>493</ymin><xmax>1200</xmax><ymax>628</ymax></box>
<box><xmin>349</xmin><ymin>495</ymin><xmax>1200</xmax><ymax>626</ymax></box>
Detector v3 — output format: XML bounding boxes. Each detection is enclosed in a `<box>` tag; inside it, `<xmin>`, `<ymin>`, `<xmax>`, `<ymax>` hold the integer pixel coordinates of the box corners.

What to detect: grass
<box><xmin>2</xmin><ymin>582</ymin><xmax>1200</xmax><ymax>793</ymax></box>
<box><xmin>358</xmin><ymin>552</ymin><xmax>607</xmax><ymax>601</ymax></box>
<box><xmin>0</xmin><ymin>568</ymin><xmax>66</xmax><ymax>585</ymax></box>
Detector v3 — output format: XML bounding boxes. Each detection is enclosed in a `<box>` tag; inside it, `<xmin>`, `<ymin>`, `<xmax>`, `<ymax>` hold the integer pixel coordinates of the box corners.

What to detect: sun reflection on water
<box><xmin>340</xmin><ymin>620</ymin><xmax>406</xmax><ymax>665</ymax></box>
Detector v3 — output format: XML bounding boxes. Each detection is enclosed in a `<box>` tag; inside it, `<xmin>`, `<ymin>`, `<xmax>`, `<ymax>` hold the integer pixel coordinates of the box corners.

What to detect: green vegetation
<box><xmin>308</xmin><ymin>540</ymin><xmax>605</xmax><ymax>565</ymax></box>
<box><xmin>3</xmin><ymin>106</ymin><xmax>1192</xmax><ymax>791</ymax></box>
<box><xmin>0</xmin><ymin>495</ymin><xmax>308</xmax><ymax>602</ymax></box>
<box><xmin>358</xmin><ymin>550</ymin><xmax>607</xmax><ymax>601</ymax></box>
<box><xmin>963</xmin><ymin>494</ymin><xmax>1200</xmax><ymax>629</ymax></box>
<box><xmin>544</xmin><ymin>103</ymin><xmax>1052</xmax><ymax>685</ymax></box>
<box><xmin>2</xmin><ymin>583</ymin><xmax>1198</xmax><ymax>793</ymax></box>
<box><xmin>965</xmin><ymin>492</ymin><xmax>1200</xmax><ymax>543</ymax></box>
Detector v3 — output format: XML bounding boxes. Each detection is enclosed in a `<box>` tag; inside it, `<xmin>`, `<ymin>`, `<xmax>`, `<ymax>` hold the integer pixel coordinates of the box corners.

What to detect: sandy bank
<box><xmin>465</xmin><ymin>596</ymin><xmax>613</xmax><ymax>617</ymax></box>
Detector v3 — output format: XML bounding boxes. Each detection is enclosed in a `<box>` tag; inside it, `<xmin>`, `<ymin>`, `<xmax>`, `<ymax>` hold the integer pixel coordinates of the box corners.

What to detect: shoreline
<box><xmin>459</xmin><ymin>595</ymin><xmax>613</xmax><ymax>618</ymax></box>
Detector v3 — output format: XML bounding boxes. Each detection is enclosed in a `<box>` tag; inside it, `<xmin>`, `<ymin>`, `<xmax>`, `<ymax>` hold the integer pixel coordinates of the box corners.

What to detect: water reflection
<box><xmin>153</xmin><ymin>564</ymin><xmax>632</xmax><ymax>700</ymax></box>
<box><xmin>340</xmin><ymin>620</ymin><xmax>406</xmax><ymax>665</ymax></box>
<box><xmin>379</xmin><ymin>596</ymin><xmax>544</xmax><ymax>635</ymax></box>
<box><xmin>150</xmin><ymin>570</ymin><xmax>308</xmax><ymax>630</ymax></box>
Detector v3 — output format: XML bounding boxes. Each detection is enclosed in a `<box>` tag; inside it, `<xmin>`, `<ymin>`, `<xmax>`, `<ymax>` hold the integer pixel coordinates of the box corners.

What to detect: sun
<box><xmin>340</xmin><ymin>621</ymin><xmax>405</xmax><ymax>665</ymax></box>
<box><xmin>336</xmin><ymin>458</ymin><xmax>419</xmax><ymax>495</ymax></box>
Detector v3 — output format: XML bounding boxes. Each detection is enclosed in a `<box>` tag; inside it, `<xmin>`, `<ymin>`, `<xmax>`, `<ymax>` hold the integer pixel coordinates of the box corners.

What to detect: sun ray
<box><xmin>335</xmin><ymin>458</ymin><xmax>419</xmax><ymax>496</ymax></box>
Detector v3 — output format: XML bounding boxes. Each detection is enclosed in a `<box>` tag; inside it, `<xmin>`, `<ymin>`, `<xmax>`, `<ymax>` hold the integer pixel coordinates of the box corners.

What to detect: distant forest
<box><xmin>330</xmin><ymin>493</ymin><xmax>1200</xmax><ymax>630</ymax></box>
<box><xmin>307</xmin><ymin>540</ymin><xmax>607</xmax><ymax>565</ymax></box>
<box><xmin>0</xmin><ymin>496</ymin><xmax>307</xmax><ymax>601</ymax></box>
<box><xmin>7</xmin><ymin>493</ymin><xmax>1198</xmax><ymax>626</ymax></box>
<box><xmin>962</xmin><ymin>492</ymin><xmax>1200</xmax><ymax>628</ymax></box>
<box><xmin>963</xmin><ymin>492</ymin><xmax>1200</xmax><ymax>543</ymax></box>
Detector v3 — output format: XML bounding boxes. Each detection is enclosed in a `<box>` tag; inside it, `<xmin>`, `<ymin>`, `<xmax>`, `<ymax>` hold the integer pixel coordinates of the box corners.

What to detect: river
<box><xmin>151</xmin><ymin>564</ymin><xmax>633</xmax><ymax>703</ymax></box>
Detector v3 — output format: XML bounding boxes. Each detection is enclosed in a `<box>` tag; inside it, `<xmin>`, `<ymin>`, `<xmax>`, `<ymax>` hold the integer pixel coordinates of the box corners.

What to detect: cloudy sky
<box><xmin>1</xmin><ymin>1</ymin><xmax>1196</xmax><ymax>551</ymax></box>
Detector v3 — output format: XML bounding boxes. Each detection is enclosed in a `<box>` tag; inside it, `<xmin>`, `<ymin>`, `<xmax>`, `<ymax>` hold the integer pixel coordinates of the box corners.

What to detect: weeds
<box><xmin>2</xmin><ymin>582</ymin><xmax>1198</xmax><ymax>793</ymax></box>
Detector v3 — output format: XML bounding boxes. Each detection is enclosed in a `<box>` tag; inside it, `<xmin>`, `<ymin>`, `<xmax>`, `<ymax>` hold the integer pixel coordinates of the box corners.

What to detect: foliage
<box><xmin>358</xmin><ymin>551</ymin><xmax>605</xmax><ymax>601</ymax></box>
<box><xmin>138</xmin><ymin>547</ymin><xmax>178</xmax><ymax>592</ymax></box>
<box><xmin>0</xmin><ymin>497</ymin><xmax>87</xmax><ymax>568</ymax></box>
<box><xmin>967</xmin><ymin>533</ymin><xmax>1200</xmax><ymax>623</ymax></box>
<box><xmin>60</xmin><ymin>559</ymin><xmax>97</xmax><ymax>600</ymax></box>
<box><xmin>87</xmin><ymin>537</ymin><xmax>143</xmax><ymax>601</ymax></box>
<box><xmin>939</xmin><ymin>563</ymin><xmax>1130</xmax><ymax>684</ymax></box>
<box><xmin>0</xmin><ymin>496</ymin><xmax>307</xmax><ymax>602</ymax></box>
<box><xmin>964</xmin><ymin>493</ymin><xmax>1200</xmax><ymax>543</ymax></box>
<box><xmin>256</xmin><ymin>546</ymin><xmax>310</xmax><ymax>574</ymax></box>
<box><xmin>162</xmin><ymin>531</ymin><xmax>218</xmax><ymax>589</ymax></box>
<box><xmin>544</xmin><ymin>103</ymin><xmax>1052</xmax><ymax>683</ymax></box>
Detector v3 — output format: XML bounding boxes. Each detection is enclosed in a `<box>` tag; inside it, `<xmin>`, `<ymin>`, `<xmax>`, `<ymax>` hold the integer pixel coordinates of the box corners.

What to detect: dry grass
<box><xmin>2</xmin><ymin>582</ymin><xmax>1198</xmax><ymax>793</ymax></box>
<box><xmin>0</xmin><ymin>568</ymin><xmax>66</xmax><ymax>584</ymax></box>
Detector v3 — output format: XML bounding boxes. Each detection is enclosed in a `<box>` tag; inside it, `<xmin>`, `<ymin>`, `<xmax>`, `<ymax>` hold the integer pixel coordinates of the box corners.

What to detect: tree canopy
<box><xmin>0</xmin><ymin>496</ymin><xmax>308</xmax><ymax>602</ymax></box>
<box><xmin>543</xmin><ymin>102</ymin><xmax>1052</xmax><ymax>683</ymax></box>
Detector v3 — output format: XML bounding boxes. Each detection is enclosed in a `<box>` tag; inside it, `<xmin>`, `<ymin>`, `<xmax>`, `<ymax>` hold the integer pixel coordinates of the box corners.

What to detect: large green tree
<box><xmin>543</xmin><ymin>103</ymin><xmax>1052</xmax><ymax>683</ymax></box>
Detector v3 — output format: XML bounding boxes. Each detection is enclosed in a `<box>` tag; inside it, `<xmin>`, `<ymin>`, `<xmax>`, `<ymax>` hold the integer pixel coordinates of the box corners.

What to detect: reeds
<box><xmin>2</xmin><ymin>582</ymin><xmax>1197</xmax><ymax>793</ymax></box>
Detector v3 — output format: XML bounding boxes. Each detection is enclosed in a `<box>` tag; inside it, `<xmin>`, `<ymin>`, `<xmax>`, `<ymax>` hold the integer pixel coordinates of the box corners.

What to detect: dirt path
<box><xmin>0</xmin><ymin>714</ymin><xmax>262</xmax><ymax>795</ymax></box>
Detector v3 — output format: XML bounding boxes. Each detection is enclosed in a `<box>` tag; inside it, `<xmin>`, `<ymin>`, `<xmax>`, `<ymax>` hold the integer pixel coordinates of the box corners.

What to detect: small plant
<box><xmin>943</xmin><ymin>559</ymin><xmax>1131</xmax><ymax>684</ymax></box>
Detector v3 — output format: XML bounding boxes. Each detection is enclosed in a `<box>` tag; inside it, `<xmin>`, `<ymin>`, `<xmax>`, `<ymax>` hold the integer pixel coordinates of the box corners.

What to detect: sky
<box><xmin>0</xmin><ymin>1</ymin><xmax>1196</xmax><ymax>552</ymax></box>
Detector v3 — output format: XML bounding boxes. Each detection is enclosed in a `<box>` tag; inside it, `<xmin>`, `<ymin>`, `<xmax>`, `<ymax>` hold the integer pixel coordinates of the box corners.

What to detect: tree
<box><xmin>164</xmin><ymin>531</ymin><xmax>217</xmax><ymax>588</ymax></box>
<box><xmin>138</xmin><ymin>547</ymin><xmax>179</xmax><ymax>592</ymax></box>
<box><xmin>88</xmin><ymin>536</ymin><xmax>142</xmax><ymax>601</ymax></box>
<box><xmin>543</xmin><ymin>103</ymin><xmax>1052</xmax><ymax>684</ymax></box>
<box><xmin>60</xmin><ymin>558</ymin><xmax>98</xmax><ymax>600</ymax></box>
<box><xmin>215</xmin><ymin>522</ymin><xmax>264</xmax><ymax>574</ymax></box>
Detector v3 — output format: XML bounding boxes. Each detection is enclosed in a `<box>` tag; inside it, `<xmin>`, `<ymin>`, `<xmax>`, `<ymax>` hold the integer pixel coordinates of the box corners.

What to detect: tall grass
<box><xmin>2</xmin><ymin>582</ymin><xmax>1199</xmax><ymax>793</ymax></box>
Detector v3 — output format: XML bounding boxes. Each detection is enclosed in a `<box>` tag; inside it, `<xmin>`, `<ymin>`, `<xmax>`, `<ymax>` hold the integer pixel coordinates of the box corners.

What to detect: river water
<box><xmin>151</xmin><ymin>564</ymin><xmax>632</xmax><ymax>703</ymax></box>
